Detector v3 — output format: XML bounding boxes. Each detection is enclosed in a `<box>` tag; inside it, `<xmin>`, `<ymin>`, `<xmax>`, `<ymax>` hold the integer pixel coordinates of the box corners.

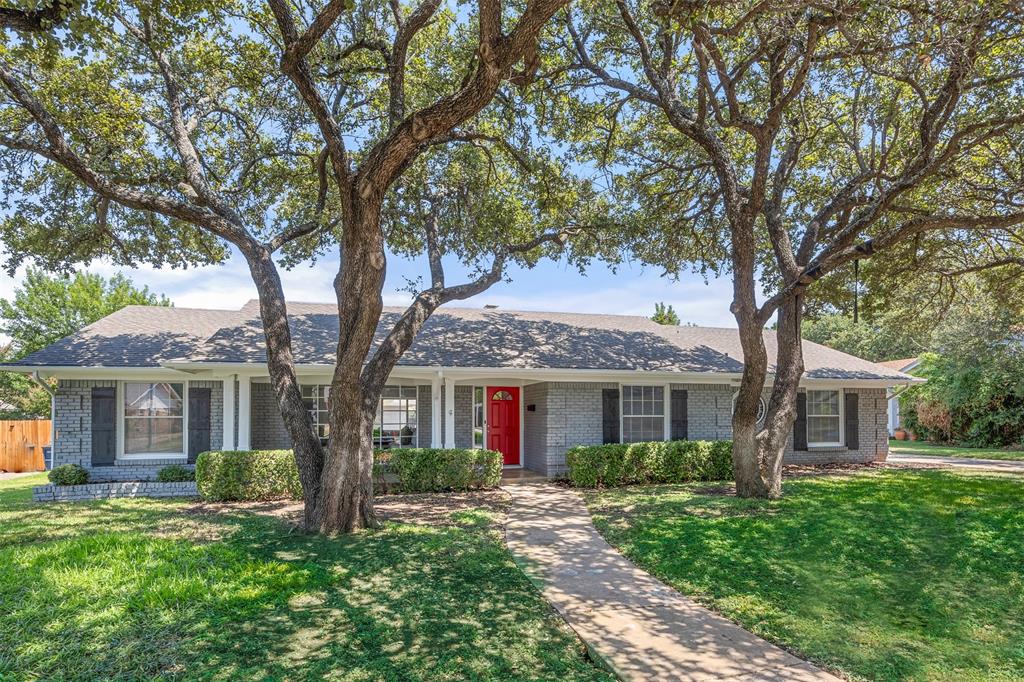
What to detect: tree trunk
<box><xmin>242</xmin><ymin>245</ymin><xmax>326</xmax><ymax>529</ymax></box>
<box><xmin>315</xmin><ymin>198</ymin><xmax>388</xmax><ymax>533</ymax></box>
<box><xmin>732</xmin><ymin>293</ymin><xmax>805</xmax><ymax>498</ymax></box>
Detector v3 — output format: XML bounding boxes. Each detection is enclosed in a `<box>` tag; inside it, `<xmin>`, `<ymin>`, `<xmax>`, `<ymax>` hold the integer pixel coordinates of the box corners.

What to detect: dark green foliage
<box><xmin>374</xmin><ymin>448</ymin><xmax>503</xmax><ymax>493</ymax></box>
<box><xmin>197</xmin><ymin>448</ymin><xmax>503</xmax><ymax>501</ymax></box>
<box><xmin>156</xmin><ymin>464</ymin><xmax>194</xmax><ymax>483</ymax></box>
<box><xmin>47</xmin><ymin>463</ymin><xmax>88</xmax><ymax>486</ymax></box>
<box><xmin>195</xmin><ymin>450</ymin><xmax>302</xmax><ymax>501</ymax></box>
<box><xmin>566</xmin><ymin>440</ymin><xmax>732</xmax><ymax>487</ymax></box>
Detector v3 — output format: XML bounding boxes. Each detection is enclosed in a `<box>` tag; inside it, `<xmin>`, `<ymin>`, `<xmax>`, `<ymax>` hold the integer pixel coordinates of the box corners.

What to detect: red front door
<box><xmin>487</xmin><ymin>386</ymin><xmax>520</xmax><ymax>466</ymax></box>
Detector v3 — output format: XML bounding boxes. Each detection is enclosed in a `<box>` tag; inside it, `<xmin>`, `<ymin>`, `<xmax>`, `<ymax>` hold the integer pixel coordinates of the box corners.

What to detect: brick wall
<box><xmin>52</xmin><ymin>378</ymin><xmax>221</xmax><ymax>481</ymax></box>
<box><xmin>250</xmin><ymin>381</ymin><xmax>290</xmax><ymax>450</ymax></box>
<box><xmin>34</xmin><ymin>480</ymin><xmax>198</xmax><ymax>502</ymax></box>
<box><xmin>517</xmin><ymin>381</ymin><xmax>889</xmax><ymax>474</ymax></box>
<box><xmin>250</xmin><ymin>380</ymin><xmax>435</xmax><ymax>450</ymax></box>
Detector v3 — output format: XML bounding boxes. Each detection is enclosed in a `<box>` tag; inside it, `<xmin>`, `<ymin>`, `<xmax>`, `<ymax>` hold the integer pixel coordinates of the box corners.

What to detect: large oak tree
<box><xmin>559</xmin><ymin>0</ymin><xmax>1024</xmax><ymax>496</ymax></box>
<box><xmin>0</xmin><ymin>0</ymin><xmax>591</xmax><ymax>532</ymax></box>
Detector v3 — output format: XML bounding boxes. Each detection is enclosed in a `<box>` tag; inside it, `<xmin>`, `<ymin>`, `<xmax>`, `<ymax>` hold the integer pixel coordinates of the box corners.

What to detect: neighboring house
<box><xmin>878</xmin><ymin>358</ymin><xmax>921</xmax><ymax>436</ymax></box>
<box><xmin>0</xmin><ymin>302</ymin><xmax>920</xmax><ymax>481</ymax></box>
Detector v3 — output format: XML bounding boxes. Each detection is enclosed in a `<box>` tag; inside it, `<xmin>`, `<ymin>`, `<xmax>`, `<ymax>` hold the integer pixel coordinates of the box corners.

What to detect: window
<box><xmin>621</xmin><ymin>385</ymin><xmax>665</xmax><ymax>443</ymax></box>
<box><xmin>473</xmin><ymin>386</ymin><xmax>485</xmax><ymax>448</ymax></box>
<box><xmin>302</xmin><ymin>384</ymin><xmax>419</xmax><ymax>448</ymax></box>
<box><xmin>123</xmin><ymin>382</ymin><xmax>184</xmax><ymax>455</ymax></box>
<box><xmin>806</xmin><ymin>390</ymin><xmax>842</xmax><ymax>446</ymax></box>
<box><xmin>375</xmin><ymin>385</ymin><xmax>418</xmax><ymax>449</ymax></box>
<box><xmin>491</xmin><ymin>390</ymin><xmax>513</xmax><ymax>400</ymax></box>
<box><xmin>301</xmin><ymin>385</ymin><xmax>331</xmax><ymax>442</ymax></box>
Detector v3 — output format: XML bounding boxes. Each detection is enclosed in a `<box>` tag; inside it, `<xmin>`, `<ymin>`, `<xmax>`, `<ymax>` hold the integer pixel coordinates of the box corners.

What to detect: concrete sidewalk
<box><xmin>889</xmin><ymin>453</ymin><xmax>1024</xmax><ymax>473</ymax></box>
<box><xmin>503</xmin><ymin>484</ymin><xmax>838</xmax><ymax>681</ymax></box>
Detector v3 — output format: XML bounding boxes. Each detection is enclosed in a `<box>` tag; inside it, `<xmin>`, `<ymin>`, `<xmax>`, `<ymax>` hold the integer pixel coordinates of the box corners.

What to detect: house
<box><xmin>0</xmin><ymin>301</ymin><xmax>920</xmax><ymax>481</ymax></box>
<box><xmin>877</xmin><ymin>358</ymin><xmax>920</xmax><ymax>436</ymax></box>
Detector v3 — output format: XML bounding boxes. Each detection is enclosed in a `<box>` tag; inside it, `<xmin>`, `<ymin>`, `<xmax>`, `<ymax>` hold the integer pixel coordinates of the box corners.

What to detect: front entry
<box><xmin>487</xmin><ymin>386</ymin><xmax>521</xmax><ymax>466</ymax></box>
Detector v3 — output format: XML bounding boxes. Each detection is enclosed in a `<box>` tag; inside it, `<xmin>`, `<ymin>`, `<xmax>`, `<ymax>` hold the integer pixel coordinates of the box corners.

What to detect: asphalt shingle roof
<box><xmin>4</xmin><ymin>301</ymin><xmax>915</xmax><ymax>381</ymax></box>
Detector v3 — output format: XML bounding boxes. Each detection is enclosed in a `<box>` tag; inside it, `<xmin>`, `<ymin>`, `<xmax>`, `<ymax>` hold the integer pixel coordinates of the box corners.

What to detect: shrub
<box><xmin>195</xmin><ymin>450</ymin><xmax>302</xmax><ymax>501</ymax></box>
<box><xmin>196</xmin><ymin>448</ymin><xmax>503</xmax><ymax>501</ymax></box>
<box><xmin>156</xmin><ymin>464</ymin><xmax>195</xmax><ymax>482</ymax></box>
<box><xmin>48</xmin><ymin>463</ymin><xmax>89</xmax><ymax>486</ymax></box>
<box><xmin>375</xmin><ymin>448</ymin><xmax>502</xmax><ymax>493</ymax></box>
<box><xmin>566</xmin><ymin>440</ymin><xmax>733</xmax><ymax>488</ymax></box>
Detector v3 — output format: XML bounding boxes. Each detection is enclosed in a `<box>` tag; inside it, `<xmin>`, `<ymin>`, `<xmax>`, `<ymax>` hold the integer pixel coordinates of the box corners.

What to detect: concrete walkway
<box><xmin>504</xmin><ymin>484</ymin><xmax>838</xmax><ymax>681</ymax></box>
<box><xmin>889</xmin><ymin>453</ymin><xmax>1024</xmax><ymax>473</ymax></box>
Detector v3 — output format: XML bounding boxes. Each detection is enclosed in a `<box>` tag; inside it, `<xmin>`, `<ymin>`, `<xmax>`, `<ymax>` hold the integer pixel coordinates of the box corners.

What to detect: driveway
<box><xmin>888</xmin><ymin>453</ymin><xmax>1024</xmax><ymax>474</ymax></box>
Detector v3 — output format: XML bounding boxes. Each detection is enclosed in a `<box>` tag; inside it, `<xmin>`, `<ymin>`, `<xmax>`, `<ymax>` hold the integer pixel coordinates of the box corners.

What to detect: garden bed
<box><xmin>33</xmin><ymin>480</ymin><xmax>198</xmax><ymax>502</ymax></box>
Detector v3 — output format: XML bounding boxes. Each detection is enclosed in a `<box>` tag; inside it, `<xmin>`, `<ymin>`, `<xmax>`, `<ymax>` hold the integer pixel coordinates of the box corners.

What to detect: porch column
<box><xmin>237</xmin><ymin>377</ymin><xmax>251</xmax><ymax>450</ymax></box>
<box><xmin>444</xmin><ymin>376</ymin><xmax>456</xmax><ymax>448</ymax></box>
<box><xmin>222</xmin><ymin>375</ymin><xmax>236</xmax><ymax>450</ymax></box>
<box><xmin>431</xmin><ymin>373</ymin><xmax>442</xmax><ymax>448</ymax></box>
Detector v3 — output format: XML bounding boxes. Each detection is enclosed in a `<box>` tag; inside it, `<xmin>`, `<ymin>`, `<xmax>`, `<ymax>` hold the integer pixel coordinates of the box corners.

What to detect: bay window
<box><xmin>123</xmin><ymin>382</ymin><xmax>184</xmax><ymax>456</ymax></box>
<box><xmin>806</xmin><ymin>390</ymin><xmax>842</xmax><ymax>446</ymax></box>
<box><xmin>621</xmin><ymin>385</ymin><xmax>664</xmax><ymax>443</ymax></box>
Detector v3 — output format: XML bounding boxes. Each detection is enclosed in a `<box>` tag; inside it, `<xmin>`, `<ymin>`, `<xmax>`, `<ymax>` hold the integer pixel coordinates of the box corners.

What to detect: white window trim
<box><xmin>805</xmin><ymin>388</ymin><xmax>844</xmax><ymax>448</ymax></box>
<box><xmin>117</xmin><ymin>380</ymin><xmax>189</xmax><ymax>460</ymax></box>
<box><xmin>373</xmin><ymin>384</ymin><xmax>420</xmax><ymax>449</ymax></box>
<box><xmin>619</xmin><ymin>382</ymin><xmax>668</xmax><ymax>444</ymax></box>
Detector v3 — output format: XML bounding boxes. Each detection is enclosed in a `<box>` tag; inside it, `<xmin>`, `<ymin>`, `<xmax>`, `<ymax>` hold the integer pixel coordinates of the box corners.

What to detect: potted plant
<box><xmin>894</xmin><ymin>428</ymin><xmax>907</xmax><ymax>441</ymax></box>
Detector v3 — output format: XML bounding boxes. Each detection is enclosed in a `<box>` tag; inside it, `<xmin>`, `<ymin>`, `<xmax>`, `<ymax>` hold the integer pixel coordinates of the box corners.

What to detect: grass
<box><xmin>0</xmin><ymin>475</ymin><xmax>612</xmax><ymax>681</ymax></box>
<box><xmin>583</xmin><ymin>469</ymin><xmax>1024</xmax><ymax>681</ymax></box>
<box><xmin>890</xmin><ymin>439</ymin><xmax>1024</xmax><ymax>462</ymax></box>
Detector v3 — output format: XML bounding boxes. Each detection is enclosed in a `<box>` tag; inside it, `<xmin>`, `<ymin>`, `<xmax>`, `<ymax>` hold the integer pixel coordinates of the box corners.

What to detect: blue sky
<box><xmin>0</xmin><ymin>248</ymin><xmax>742</xmax><ymax>327</ymax></box>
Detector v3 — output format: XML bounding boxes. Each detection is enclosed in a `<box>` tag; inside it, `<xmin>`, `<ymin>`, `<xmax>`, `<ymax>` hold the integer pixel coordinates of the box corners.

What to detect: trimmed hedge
<box><xmin>195</xmin><ymin>450</ymin><xmax>302</xmax><ymax>501</ymax></box>
<box><xmin>196</xmin><ymin>447</ymin><xmax>503</xmax><ymax>501</ymax></box>
<box><xmin>374</xmin><ymin>448</ymin><xmax>503</xmax><ymax>493</ymax></box>
<box><xmin>565</xmin><ymin>440</ymin><xmax>733</xmax><ymax>488</ymax></box>
<box><xmin>48</xmin><ymin>463</ymin><xmax>89</xmax><ymax>486</ymax></box>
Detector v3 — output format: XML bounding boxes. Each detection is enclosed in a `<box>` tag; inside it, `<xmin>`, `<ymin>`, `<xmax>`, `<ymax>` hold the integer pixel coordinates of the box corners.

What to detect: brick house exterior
<box><xmin>5</xmin><ymin>302</ymin><xmax>915</xmax><ymax>480</ymax></box>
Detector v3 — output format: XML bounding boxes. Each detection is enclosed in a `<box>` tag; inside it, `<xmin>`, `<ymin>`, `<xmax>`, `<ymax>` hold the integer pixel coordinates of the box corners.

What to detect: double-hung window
<box><xmin>123</xmin><ymin>382</ymin><xmax>185</xmax><ymax>456</ymax></box>
<box><xmin>621</xmin><ymin>385</ymin><xmax>665</xmax><ymax>443</ymax></box>
<box><xmin>301</xmin><ymin>385</ymin><xmax>331</xmax><ymax>442</ymax></box>
<box><xmin>375</xmin><ymin>386</ymin><xmax>418</xmax><ymax>449</ymax></box>
<box><xmin>806</xmin><ymin>390</ymin><xmax>842</xmax><ymax>446</ymax></box>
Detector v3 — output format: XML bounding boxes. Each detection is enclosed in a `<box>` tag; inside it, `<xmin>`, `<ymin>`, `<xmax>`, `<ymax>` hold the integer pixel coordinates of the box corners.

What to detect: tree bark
<box><xmin>314</xmin><ymin>198</ymin><xmax>388</xmax><ymax>533</ymax></box>
<box><xmin>732</xmin><ymin>293</ymin><xmax>805</xmax><ymax>498</ymax></box>
<box><xmin>241</xmin><ymin>245</ymin><xmax>326</xmax><ymax>529</ymax></box>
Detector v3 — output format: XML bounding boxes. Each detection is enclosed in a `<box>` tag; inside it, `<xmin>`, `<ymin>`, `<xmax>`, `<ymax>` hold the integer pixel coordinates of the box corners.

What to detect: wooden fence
<box><xmin>0</xmin><ymin>420</ymin><xmax>52</xmax><ymax>472</ymax></box>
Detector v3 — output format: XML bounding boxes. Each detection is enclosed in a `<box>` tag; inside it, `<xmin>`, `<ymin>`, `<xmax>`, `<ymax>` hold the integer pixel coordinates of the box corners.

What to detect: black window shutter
<box><xmin>91</xmin><ymin>387</ymin><xmax>116</xmax><ymax>465</ymax></box>
<box><xmin>188</xmin><ymin>387</ymin><xmax>212</xmax><ymax>463</ymax></box>
<box><xmin>670</xmin><ymin>389</ymin><xmax>688</xmax><ymax>440</ymax></box>
<box><xmin>793</xmin><ymin>392</ymin><xmax>808</xmax><ymax>451</ymax></box>
<box><xmin>845</xmin><ymin>392</ymin><xmax>859</xmax><ymax>450</ymax></box>
<box><xmin>601</xmin><ymin>388</ymin><xmax>620</xmax><ymax>444</ymax></box>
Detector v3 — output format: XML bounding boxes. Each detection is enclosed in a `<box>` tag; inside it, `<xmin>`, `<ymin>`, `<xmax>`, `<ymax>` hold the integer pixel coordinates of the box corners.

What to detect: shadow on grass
<box><xmin>585</xmin><ymin>469</ymin><xmax>1024</xmax><ymax>682</ymax></box>
<box><xmin>0</xmin><ymin>493</ymin><xmax>612</xmax><ymax>681</ymax></box>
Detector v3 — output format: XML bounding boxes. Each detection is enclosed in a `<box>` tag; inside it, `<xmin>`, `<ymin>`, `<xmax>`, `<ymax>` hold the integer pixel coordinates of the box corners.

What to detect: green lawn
<box><xmin>0</xmin><ymin>475</ymin><xmax>611</xmax><ymax>681</ymax></box>
<box><xmin>890</xmin><ymin>439</ymin><xmax>1024</xmax><ymax>462</ymax></box>
<box><xmin>584</xmin><ymin>470</ymin><xmax>1024</xmax><ymax>681</ymax></box>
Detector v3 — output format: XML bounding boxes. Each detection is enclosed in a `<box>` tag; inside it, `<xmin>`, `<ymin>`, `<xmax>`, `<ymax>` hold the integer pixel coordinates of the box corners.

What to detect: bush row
<box><xmin>565</xmin><ymin>440</ymin><xmax>732</xmax><ymax>487</ymax></box>
<box><xmin>195</xmin><ymin>447</ymin><xmax>503</xmax><ymax>501</ymax></box>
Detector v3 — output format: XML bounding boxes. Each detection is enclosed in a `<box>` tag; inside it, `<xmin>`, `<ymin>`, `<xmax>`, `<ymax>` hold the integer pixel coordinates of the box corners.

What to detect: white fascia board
<box><xmin>157</xmin><ymin>361</ymin><xmax>922</xmax><ymax>388</ymax></box>
<box><xmin>2</xmin><ymin>366</ymin><xmax>196</xmax><ymax>380</ymax></box>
